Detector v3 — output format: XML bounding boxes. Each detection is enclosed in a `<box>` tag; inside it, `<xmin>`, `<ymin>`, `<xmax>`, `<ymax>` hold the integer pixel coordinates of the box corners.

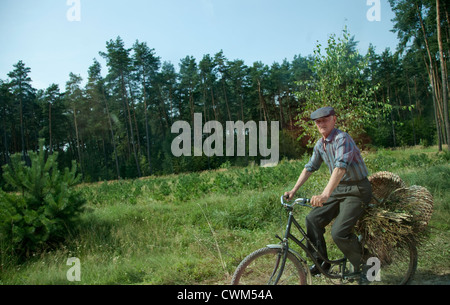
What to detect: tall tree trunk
<box><xmin>72</xmin><ymin>105</ymin><xmax>84</xmax><ymax>177</ymax></box>
<box><xmin>429</xmin><ymin>63</ymin><xmax>443</xmax><ymax>151</ymax></box>
<box><xmin>2</xmin><ymin>106</ymin><xmax>9</xmax><ymax>164</ymax></box>
<box><xmin>48</xmin><ymin>101</ymin><xmax>53</xmax><ymax>154</ymax></box>
<box><xmin>128</xmin><ymin>81</ymin><xmax>141</xmax><ymax>154</ymax></box>
<box><xmin>121</xmin><ymin>72</ymin><xmax>141</xmax><ymax>177</ymax></box>
<box><xmin>387</xmin><ymin>86</ymin><xmax>397</xmax><ymax>147</ymax></box>
<box><xmin>189</xmin><ymin>87</ymin><xmax>194</xmax><ymax>124</ymax></box>
<box><xmin>417</xmin><ymin>3</ymin><xmax>442</xmax><ymax>150</ymax></box>
<box><xmin>278</xmin><ymin>90</ymin><xmax>285</xmax><ymax>130</ymax></box>
<box><xmin>19</xmin><ymin>95</ymin><xmax>26</xmax><ymax>160</ymax></box>
<box><xmin>210</xmin><ymin>85</ymin><xmax>218</xmax><ymax>121</ymax></box>
<box><xmin>434</xmin><ymin>65</ymin><xmax>447</xmax><ymax>144</ymax></box>
<box><xmin>437</xmin><ymin>0</ymin><xmax>450</xmax><ymax>150</ymax></box>
<box><xmin>102</xmin><ymin>89</ymin><xmax>121</xmax><ymax>180</ymax></box>
<box><xmin>142</xmin><ymin>77</ymin><xmax>152</xmax><ymax>175</ymax></box>
<box><xmin>257</xmin><ymin>80</ymin><xmax>268</xmax><ymax>122</ymax></box>
<box><xmin>201</xmin><ymin>78</ymin><xmax>209</xmax><ymax>122</ymax></box>
<box><xmin>221</xmin><ymin>78</ymin><xmax>231</xmax><ymax>121</ymax></box>
<box><xmin>405</xmin><ymin>71</ymin><xmax>417</xmax><ymax>146</ymax></box>
<box><xmin>414</xmin><ymin>76</ymin><xmax>422</xmax><ymax>116</ymax></box>
<box><xmin>239</xmin><ymin>92</ymin><xmax>245</xmax><ymax>122</ymax></box>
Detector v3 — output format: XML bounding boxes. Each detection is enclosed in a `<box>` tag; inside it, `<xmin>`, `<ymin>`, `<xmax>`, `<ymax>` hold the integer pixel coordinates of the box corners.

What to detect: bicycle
<box><xmin>231</xmin><ymin>195</ymin><xmax>418</xmax><ymax>285</ymax></box>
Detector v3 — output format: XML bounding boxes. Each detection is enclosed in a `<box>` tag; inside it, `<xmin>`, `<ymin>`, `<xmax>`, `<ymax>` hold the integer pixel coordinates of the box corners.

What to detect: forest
<box><xmin>0</xmin><ymin>0</ymin><xmax>448</xmax><ymax>183</ymax></box>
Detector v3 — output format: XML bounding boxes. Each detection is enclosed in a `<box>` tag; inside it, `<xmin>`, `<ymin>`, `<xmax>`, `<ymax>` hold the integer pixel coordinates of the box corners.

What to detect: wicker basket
<box><xmin>368</xmin><ymin>171</ymin><xmax>406</xmax><ymax>205</ymax></box>
<box><xmin>386</xmin><ymin>186</ymin><xmax>434</xmax><ymax>232</ymax></box>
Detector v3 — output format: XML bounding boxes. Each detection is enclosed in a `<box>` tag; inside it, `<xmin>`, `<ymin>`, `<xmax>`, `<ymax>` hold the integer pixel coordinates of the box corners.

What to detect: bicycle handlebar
<box><xmin>280</xmin><ymin>195</ymin><xmax>312</xmax><ymax>209</ymax></box>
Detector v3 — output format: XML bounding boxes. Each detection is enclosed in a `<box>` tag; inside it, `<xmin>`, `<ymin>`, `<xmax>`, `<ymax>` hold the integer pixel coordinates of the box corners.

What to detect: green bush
<box><xmin>0</xmin><ymin>140</ymin><xmax>86</xmax><ymax>256</ymax></box>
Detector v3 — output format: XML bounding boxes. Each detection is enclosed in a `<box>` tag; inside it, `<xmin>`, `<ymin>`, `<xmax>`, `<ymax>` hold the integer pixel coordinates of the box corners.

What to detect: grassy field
<box><xmin>0</xmin><ymin>146</ymin><xmax>449</xmax><ymax>285</ymax></box>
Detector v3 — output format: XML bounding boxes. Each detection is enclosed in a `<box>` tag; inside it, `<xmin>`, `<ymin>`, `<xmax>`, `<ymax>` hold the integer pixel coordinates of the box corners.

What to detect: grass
<box><xmin>0</xmin><ymin>146</ymin><xmax>449</xmax><ymax>285</ymax></box>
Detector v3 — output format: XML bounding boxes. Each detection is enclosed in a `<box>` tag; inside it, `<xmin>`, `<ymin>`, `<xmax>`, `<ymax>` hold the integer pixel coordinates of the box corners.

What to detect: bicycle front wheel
<box><xmin>231</xmin><ymin>247</ymin><xmax>307</xmax><ymax>285</ymax></box>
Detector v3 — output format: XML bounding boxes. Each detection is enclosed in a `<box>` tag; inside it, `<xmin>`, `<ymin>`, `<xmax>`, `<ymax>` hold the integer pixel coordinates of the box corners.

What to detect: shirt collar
<box><xmin>321</xmin><ymin>128</ymin><xmax>338</xmax><ymax>144</ymax></box>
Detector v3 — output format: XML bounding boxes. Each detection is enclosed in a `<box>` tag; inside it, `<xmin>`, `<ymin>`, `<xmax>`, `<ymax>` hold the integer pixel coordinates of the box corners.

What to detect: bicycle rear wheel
<box><xmin>369</xmin><ymin>240</ymin><xmax>417</xmax><ymax>285</ymax></box>
<box><xmin>231</xmin><ymin>247</ymin><xmax>307</xmax><ymax>285</ymax></box>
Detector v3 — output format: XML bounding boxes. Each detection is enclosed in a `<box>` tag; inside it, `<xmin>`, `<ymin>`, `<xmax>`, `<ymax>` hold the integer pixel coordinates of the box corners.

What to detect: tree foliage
<box><xmin>295</xmin><ymin>29</ymin><xmax>389</xmax><ymax>147</ymax></box>
<box><xmin>388</xmin><ymin>0</ymin><xmax>449</xmax><ymax>150</ymax></box>
<box><xmin>0</xmin><ymin>139</ymin><xmax>85</xmax><ymax>256</ymax></box>
<box><xmin>0</xmin><ymin>1</ymin><xmax>448</xmax><ymax>181</ymax></box>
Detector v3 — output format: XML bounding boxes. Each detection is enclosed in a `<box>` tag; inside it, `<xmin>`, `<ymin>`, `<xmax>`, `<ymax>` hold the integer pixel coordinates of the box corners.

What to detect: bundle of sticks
<box><xmin>356</xmin><ymin>172</ymin><xmax>433</xmax><ymax>264</ymax></box>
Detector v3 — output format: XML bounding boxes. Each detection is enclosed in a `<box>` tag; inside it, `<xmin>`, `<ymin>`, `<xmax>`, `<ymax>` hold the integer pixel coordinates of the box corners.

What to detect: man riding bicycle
<box><xmin>284</xmin><ymin>106</ymin><xmax>372</xmax><ymax>281</ymax></box>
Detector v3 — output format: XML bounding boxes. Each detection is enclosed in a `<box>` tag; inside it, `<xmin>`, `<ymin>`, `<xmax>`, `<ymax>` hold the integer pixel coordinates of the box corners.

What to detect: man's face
<box><xmin>314</xmin><ymin>115</ymin><xmax>336</xmax><ymax>138</ymax></box>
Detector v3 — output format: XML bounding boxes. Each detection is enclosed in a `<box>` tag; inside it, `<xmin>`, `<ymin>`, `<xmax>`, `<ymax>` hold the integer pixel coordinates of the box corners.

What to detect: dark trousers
<box><xmin>305</xmin><ymin>178</ymin><xmax>372</xmax><ymax>269</ymax></box>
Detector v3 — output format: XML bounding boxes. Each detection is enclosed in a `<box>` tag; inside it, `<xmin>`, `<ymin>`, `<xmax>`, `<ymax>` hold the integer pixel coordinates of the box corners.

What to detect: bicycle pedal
<box><xmin>344</xmin><ymin>272</ymin><xmax>361</xmax><ymax>280</ymax></box>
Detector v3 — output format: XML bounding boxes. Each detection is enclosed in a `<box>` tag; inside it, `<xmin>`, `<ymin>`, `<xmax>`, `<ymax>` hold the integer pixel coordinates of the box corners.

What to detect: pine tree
<box><xmin>0</xmin><ymin>139</ymin><xmax>85</xmax><ymax>255</ymax></box>
<box><xmin>7</xmin><ymin>60</ymin><xmax>35</xmax><ymax>160</ymax></box>
<box><xmin>132</xmin><ymin>40</ymin><xmax>161</xmax><ymax>175</ymax></box>
<box><xmin>100</xmin><ymin>36</ymin><xmax>142</xmax><ymax>177</ymax></box>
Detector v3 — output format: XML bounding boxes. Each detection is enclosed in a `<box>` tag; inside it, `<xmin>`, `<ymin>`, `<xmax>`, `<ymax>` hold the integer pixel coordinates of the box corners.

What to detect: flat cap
<box><xmin>310</xmin><ymin>106</ymin><xmax>336</xmax><ymax>120</ymax></box>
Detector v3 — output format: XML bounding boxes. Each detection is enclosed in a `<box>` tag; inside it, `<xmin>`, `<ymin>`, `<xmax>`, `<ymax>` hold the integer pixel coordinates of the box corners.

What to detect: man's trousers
<box><xmin>305</xmin><ymin>178</ymin><xmax>372</xmax><ymax>269</ymax></box>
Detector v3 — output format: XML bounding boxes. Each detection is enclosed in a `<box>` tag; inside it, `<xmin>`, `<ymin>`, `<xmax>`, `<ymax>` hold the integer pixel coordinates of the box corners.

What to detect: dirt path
<box><xmin>410</xmin><ymin>270</ymin><xmax>450</xmax><ymax>285</ymax></box>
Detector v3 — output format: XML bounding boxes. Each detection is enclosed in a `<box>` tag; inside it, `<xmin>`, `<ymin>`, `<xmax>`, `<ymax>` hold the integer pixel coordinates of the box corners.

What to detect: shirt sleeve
<box><xmin>334</xmin><ymin>133</ymin><xmax>355</xmax><ymax>169</ymax></box>
<box><xmin>304</xmin><ymin>142</ymin><xmax>323</xmax><ymax>172</ymax></box>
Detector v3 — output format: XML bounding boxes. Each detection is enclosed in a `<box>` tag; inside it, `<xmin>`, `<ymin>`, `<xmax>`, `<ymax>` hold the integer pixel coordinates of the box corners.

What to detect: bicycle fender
<box><xmin>266</xmin><ymin>244</ymin><xmax>312</xmax><ymax>285</ymax></box>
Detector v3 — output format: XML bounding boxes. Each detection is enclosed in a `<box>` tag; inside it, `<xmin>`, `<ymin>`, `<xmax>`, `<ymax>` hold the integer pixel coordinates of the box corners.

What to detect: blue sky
<box><xmin>0</xmin><ymin>0</ymin><xmax>398</xmax><ymax>90</ymax></box>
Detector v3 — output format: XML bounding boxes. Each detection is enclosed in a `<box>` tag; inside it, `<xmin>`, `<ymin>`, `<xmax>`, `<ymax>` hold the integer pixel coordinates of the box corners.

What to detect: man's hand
<box><xmin>284</xmin><ymin>169</ymin><xmax>313</xmax><ymax>202</ymax></box>
<box><xmin>284</xmin><ymin>190</ymin><xmax>296</xmax><ymax>201</ymax></box>
<box><xmin>310</xmin><ymin>167</ymin><xmax>346</xmax><ymax>207</ymax></box>
<box><xmin>310</xmin><ymin>194</ymin><xmax>329</xmax><ymax>207</ymax></box>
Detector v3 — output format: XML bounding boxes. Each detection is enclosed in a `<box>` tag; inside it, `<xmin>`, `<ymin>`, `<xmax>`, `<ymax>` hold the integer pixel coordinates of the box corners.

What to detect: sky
<box><xmin>0</xmin><ymin>0</ymin><xmax>399</xmax><ymax>91</ymax></box>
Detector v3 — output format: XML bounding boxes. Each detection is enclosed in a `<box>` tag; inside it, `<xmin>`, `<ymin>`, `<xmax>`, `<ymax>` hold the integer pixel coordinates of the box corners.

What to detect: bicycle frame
<box><xmin>231</xmin><ymin>195</ymin><xmax>417</xmax><ymax>285</ymax></box>
<box><xmin>273</xmin><ymin>196</ymin><xmax>350</xmax><ymax>282</ymax></box>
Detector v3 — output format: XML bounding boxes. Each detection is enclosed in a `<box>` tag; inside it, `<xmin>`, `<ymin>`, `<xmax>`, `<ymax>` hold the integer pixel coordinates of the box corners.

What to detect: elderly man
<box><xmin>284</xmin><ymin>106</ymin><xmax>372</xmax><ymax>280</ymax></box>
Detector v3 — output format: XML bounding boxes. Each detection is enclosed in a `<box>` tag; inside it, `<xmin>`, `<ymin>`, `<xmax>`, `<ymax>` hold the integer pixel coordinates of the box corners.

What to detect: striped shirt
<box><xmin>304</xmin><ymin>128</ymin><xmax>369</xmax><ymax>182</ymax></box>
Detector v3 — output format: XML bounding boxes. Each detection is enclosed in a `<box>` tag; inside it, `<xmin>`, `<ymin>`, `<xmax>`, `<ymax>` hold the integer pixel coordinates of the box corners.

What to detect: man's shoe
<box><xmin>309</xmin><ymin>262</ymin><xmax>331</xmax><ymax>276</ymax></box>
<box><xmin>358</xmin><ymin>265</ymin><xmax>371</xmax><ymax>285</ymax></box>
